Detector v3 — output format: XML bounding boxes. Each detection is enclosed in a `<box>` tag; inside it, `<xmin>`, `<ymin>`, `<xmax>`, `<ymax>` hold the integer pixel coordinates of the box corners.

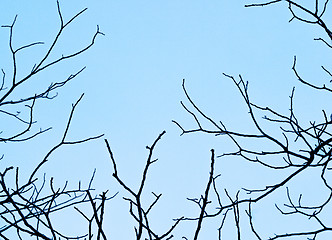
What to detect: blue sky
<box><xmin>1</xmin><ymin>1</ymin><xmax>332</xmax><ymax>239</ymax></box>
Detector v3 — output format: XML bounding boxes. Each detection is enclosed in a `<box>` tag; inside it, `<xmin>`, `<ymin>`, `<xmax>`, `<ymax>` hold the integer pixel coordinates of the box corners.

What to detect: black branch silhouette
<box><xmin>171</xmin><ymin>0</ymin><xmax>332</xmax><ymax>239</ymax></box>
<box><xmin>99</xmin><ymin>1</ymin><xmax>332</xmax><ymax>239</ymax></box>
<box><xmin>105</xmin><ymin>131</ymin><xmax>186</xmax><ymax>240</ymax></box>
<box><xmin>0</xmin><ymin>1</ymin><xmax>113</xmax><ymax>239</ymax></box>
<box><xmin>3</xmin><ymin>0</ymin><xmax>332</xmax><ymax>239</ymax></box>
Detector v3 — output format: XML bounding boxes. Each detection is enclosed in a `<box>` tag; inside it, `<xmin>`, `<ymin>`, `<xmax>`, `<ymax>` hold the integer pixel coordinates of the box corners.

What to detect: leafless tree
<box><xmin>7</xmin><ymin>0</ymin><xmax>328</xmax><ymax>239</ymax></box>
<box><xmin>0</xmin><ymin>1</ymin><xmax>114</xmax><ymax>239</ymax></box>
<box><xmin>105</xmin><ymin>131</ymin><xmax>186</xmax><ymax>240</ymax></box>
<box><xmin>106</xmin><ymin>1</ymin><xmax>332</xmax><ymax>239</ymax></box>
<box><xmin>172</xmin><ymin>0</ymin><xmax>332</xmax><ymax>239</ymax></box>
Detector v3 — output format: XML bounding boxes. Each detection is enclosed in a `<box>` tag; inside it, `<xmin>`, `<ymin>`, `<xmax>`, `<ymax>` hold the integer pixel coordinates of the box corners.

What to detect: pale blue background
<box><xmin>1</xmin><ymin>1</ymin><xmax>331</xmax><ymax>239</ymax></box>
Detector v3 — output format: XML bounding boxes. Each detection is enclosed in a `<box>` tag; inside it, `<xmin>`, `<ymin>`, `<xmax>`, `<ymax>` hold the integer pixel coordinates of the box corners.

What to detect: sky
<box><xmin>1</xmin><ymin>0</ymin><xmax>332</xmax><ymax>239</ymax></box>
